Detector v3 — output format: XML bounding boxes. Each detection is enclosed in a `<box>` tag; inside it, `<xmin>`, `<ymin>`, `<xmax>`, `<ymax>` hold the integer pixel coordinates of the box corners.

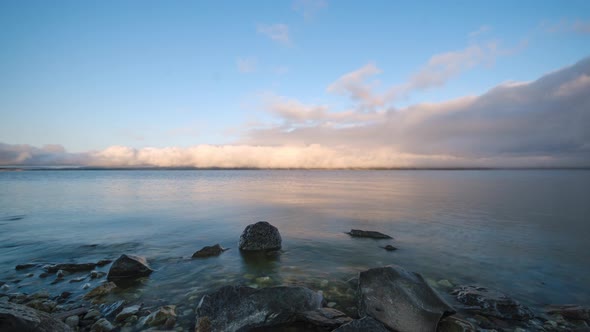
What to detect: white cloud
<box><xmin>237</xmin><ymin>57</ymin><xmax>257</xmax><ymax>73</ymax></box>
<box><xmin>469</xmin><ymin>25</ymin><xmax>492</xmax><ymax>38</ymax></box>
<box><xmin>257</xmin><ymin>24</ymin><xmax>291</xmax><ymax>46</ymax></box>
<box><xmin>543</xmin><ymin>19</ymin><xmax>590</xmax><ymax>35</ymax></box>
<box><xmin>293</xmin><ymin>0</ymin><xmax>327</xmax><ymax>20</ymax></box>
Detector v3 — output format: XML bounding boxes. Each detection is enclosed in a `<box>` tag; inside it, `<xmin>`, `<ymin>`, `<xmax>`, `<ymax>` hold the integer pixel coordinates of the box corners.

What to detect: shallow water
<box><xmin>1</xmin><ymin>170</ymin><xmax>589</xmax><ymax>313</ymax></box>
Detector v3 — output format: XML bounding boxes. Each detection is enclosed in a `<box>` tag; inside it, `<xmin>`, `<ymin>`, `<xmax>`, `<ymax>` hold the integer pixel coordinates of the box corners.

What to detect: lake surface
<box><xmin>1</xmin><ymin>170</ymin><xmax>589</xmax><ymax>315</ymax></box>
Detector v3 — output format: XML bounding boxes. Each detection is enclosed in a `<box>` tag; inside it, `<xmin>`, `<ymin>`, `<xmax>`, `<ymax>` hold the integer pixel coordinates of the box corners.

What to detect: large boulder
<box><xmin>107</xmin><ymin>254</ymin><xmax>153</xmax><ymax>281</ymax></box>
<box><xmin>452</xmin><ymin>285</ymin><xmax>534</xmax><ymax>321</ymax></box>
<box><xmin>358</xmin><ymin>265</ymin><xmax>455</xmax><ymax>332</ymax></box>
<box><xmin>238</xmin><ymin>221</ymin><xmax>282</xmax><ymax>251</ymax></box>
<box><xmin>0</xmin><ymin>301</ymin><xmax>72</xmax><ymax>332</ymax></box>
<box><xmin>332</xmin><ymin>316</ymin><xmax>390</xmax><ymax>332</ymax></box>
<box><xmin>195</xmin><ymin>285</ymin><xmax>322</xmax><ymax>331</ymax></box>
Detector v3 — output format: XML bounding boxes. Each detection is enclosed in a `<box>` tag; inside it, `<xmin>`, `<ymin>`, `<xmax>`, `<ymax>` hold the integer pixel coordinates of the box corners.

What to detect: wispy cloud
<box><xmin>469</xmin><ymin>25</ymin><xmax>492</xmax><ymax>38</ymax></box>
<box><xmin>542</xmin><ymin>18</ymin><xmax>590</xmax><ymax>35</ymax></box>
<box><xmin>257</xmin><ymin>23</ymin><xmax>291</xmax><ymax>46</ymax></box>
<box><xmin>236</xmin><ymin>57</ymin><xmax>257</xmax><ymax>73</ymax></box>
<box><xmin>293</xmin><ymin>0</ymin><xmax>327</xmax><ymax>20</ymax></box>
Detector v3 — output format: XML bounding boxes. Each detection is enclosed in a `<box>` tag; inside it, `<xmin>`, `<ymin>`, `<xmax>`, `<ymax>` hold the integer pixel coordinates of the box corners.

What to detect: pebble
<box><xmin>84</xmin><ymin>309</ymin><xmax>101</xmax><ymax>320</ymax></box>
<box><xmin>82</xmin><ymin>283</ymin><xmax>91</xmax><ymax>290</ymax></box>
<box><xmin>1</xmin><ymin>284</ymin><xmax>10</xmax><ymax>291</ymax></box>
<box><xmin>65</xmin><ymin>315</ymin><xmax>80</xmax><ymax>328</ymax></box>
<box><xmin>91</xmin><ymin>318</ymin><xmax>114</xmax><ymax>332</ymax></box>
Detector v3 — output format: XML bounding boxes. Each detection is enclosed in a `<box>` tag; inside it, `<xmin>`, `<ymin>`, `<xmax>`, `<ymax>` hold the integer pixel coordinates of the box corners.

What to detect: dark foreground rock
<box><xmin>107</xmin><ymin>254</ymin><xmax>153</xmax><ymax>281</ymax></box>
<box><xmin>192</xmin><ymin>244</ymin><xmax>228</xmax><ymax>258</ymax></box>
<box><xmin>196</xmin><ymin>285</ymin><xmax>323</xmax><ymax>331</ymax></box>
<box><xmin>346</xmin><ymin>229</ymin><xmax>392</xmax><ymax>239</ymax></box>
<box><xmin>332</xmin><ymin>316</ymin><xmax>390</xmax><ymax>332</ymax></box>
<box><xmin>452</xmin><ymin>285</ymin><xmax>534</xmax><ymax>321</ymax></box>
<box><xmin>358</xmin><ymin>265</ymin><xmax>455</xmax><ymax>332</ymax></box>
<box><xmin>297</xmin><ymin>307</ymin><xmax>352</xmax><ymax>330</ymax></box>
<box><xmin>0</xmin><ymin>301</ymin><xmax>72</xmax><ymax>332</ymax></box>
<box><xmin>239</xmin><ymin>221</ymin><xmax>282</xmax><ymax>251</ymax></box>
<box><xmin>545</xmin><ymin>304</ymin><xmax>590</xmax><ymax>323</ymax></box>
<box><xmin>43</xmin><ymin>263</ymin><xmax>96</xmax><ymax>273</ymax></box>
<box><xmin>382</xmin><ymin>245</ymin><xmax>397</xmax><ymax>251</ymax></box>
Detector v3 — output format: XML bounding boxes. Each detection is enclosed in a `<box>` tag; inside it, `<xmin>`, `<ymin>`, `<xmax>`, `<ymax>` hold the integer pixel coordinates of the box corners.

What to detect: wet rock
<box><xmin>84</xmin><ymin>282</ymin><xmax>117</xmax><ymax>300</ymax></box>
<box><xmin>43</xmin><ymin>263</ymin><xmax>96</xmax><ymax>273</ymax></box>
<box><xmin>52</xmin><ymin>307</ymin><xmax>89</xmax><ymax>321</ymax></box>
<box><xmin>139</xmin><ymin>305</ymin><xmax>176</xmax><ymax>328</ymax></box>
<box><xmin>192</xmin><ymin>244</ymin><xmax>228</xmax><ymax>258</ymax></box>
<box><xmin>91</xmin><ymin>318</ymin><xmax>114</xmax><ymax>332</ymax></box>
<box><xmin>346</xmin><ymin>229</ymin><xmax>392</xmax><ymax>239</ymax></box>
<box><xmin>116</xmin><ymin>304</ymin><xmax>141</xmax><ymax>322</ymax></box>
<box><xmin>545</xmin><ymin>305</ymin><xmax>590</xmax><ymax>322</ymax></box>
<box><xmin>84</xmin><ymin>308</ymin><xmax>101</xmax><ymax>320</ymax></box>
<box><xmin>332</xmin><ymin>316</ymin><xmax>390</xmax><ymax>332</ymax></box>
<box><xmin>60</xmin><ymin>291</ymin><xmax>73</xmax><ymax>299</ymax></box>
<box><xmin>0</xmin><ymin>301</ymin><xmax>72</xmax><ymax>332</ymax></box>
<box><xmin>438</xmin><ymin>279</ymin><xmax>454</xmax><ymax>289</ymax></box>
<box><xmin>382</xmin><ymin>244</ymin><xmax>397</xmax><ymax>251</ymax></box>
<box><xmin>196</xmin><ymin>285</ymin><xmax>322</xmax><ymax>331</ymax></box>
<box><xmin>437</xmin><ymin>316</ymin><xmax>477</xmax><ymax>332</ymax></box>
<box><xmin>25</xmin><ymin>299</ymin><xmax>57</xmax><ymax>313</ymax></box>
<box><xmin>39</xmin><ymin>272</ymin><xmax>49</xmax><ymax>278</ymax></box>
<box><xmin>82</xmin><ymin>283</ymin><xmax>91</xmax><ymax>290</ymax></box>
<box><xmin>25</xmin><ymin>273</ymin><xmax>34</xmax><ymax>278</ymax></box>
<box><xmin>358</xmin><ymin>265</ymin><xmax>455</xmax><ymax>332</ymax></box>
<box><xmin>69</xmin><ymin>276</ymin><xmax>87</xmax><ymax>283</ymax></box>
<box><xmin>297</xmin><ymin>307</ymin><xmax>353</xmax><ymax>330</ymax></box>
<box><xmin>15</xmin><ymin>263</ymin><xmax>37</xmax><ymax>270</ymax></box>
<box><xmin>1</xmin><ymin>284</ymin><xmax>10</xmax><ymax>292</ymax></box>
<box><xmin>100</xmin><ymin>300</ymin><xmax>125</xmax><ymax>319</ymax></box>
<box><xmin>96</xmin><ymin>259</ymin><xmax>112</xmax><ymax>267</ymax></box>
<box><xmin>453</xmin><ymin>285</ymin><xmax>534</xmax><ymax>321</ymax></box>
<box><xmin>65</xmin><ymin>315</ymin><xmax>80</xmax><ymax>329</ymax></box>
<box><xmin>107</xmin><ymin>254</ymin><xmax>153</xmax><ymax>280</ymax></box>
<box><xmin>238</xmin><ymin>221</ymin><xmax>282</xmax><ymax>251</ymax></box>
<box><xmin>90</xmin><ymin>270</ymin><xmax>106</xmax><ymax>279</ymax></box>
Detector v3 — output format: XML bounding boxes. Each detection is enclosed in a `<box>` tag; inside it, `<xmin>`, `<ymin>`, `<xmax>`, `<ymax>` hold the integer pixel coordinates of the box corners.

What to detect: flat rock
<box><xmin>347</xmin><ymin>229</ymin><xmax>392</xmax><ymax>239</ymax></box>
<box><xmin>192</xmin><ymin>244</ymin><xmax>228</xmax><ymax>258</ymax></box>
<box><xmin>382</xmin><ymin>245</ymin><xmax>397</xmax><ymax>251</ymax></box>
<box><xmin>196</xmin><ymin>285</ymin><xmax>322</xmax><ymax>331</ymax></box>
<box><xmin>140</xmin><ymin>305</ymin><xmax>176</xmax><ymax>328</ymax></box>
<box><xmin>91</xmin><ymin>318</ymin><xmax>114</xmax><ymax>332</ymax></box>
<box><xmin>115</xmin><ymin>304</ymin><xmax>141</xmax><ymax>322</ymax></box>
<box><xmin>84</xmin><ymin>282</ymin><xmax>117</xmax><ymax>300</ymax></box>
<box><xmin>452</xmin><ymin>285</ymin><xmax>534</xmax><ymax>321</ymax></box>
<box><xmin>546</xmin><ymin>305</ymin><xmax>590</xmax><ymax>322</ymax></box>
<box><xmin>43</xmin><ymin>263</ymin><xmax>96</xmax><ymax>273</ymax></box>
<box><xmin>358</xmin><ymin>265</ymin><xmax>455</xmax><ymax>332</ymax></box>
<box><xmin>15</xmin><ymin>263</ymin><xmax>37</xmax><ymax>270</ymax></box>
<box><xmin>0</xmin><ymin>301</ymin><xmax>73</xmax><ymax>332</ymax></box>
<box><xmin>107</xmin><ymin>254</ymin><xmax>153</xmax><ymax>280</ymax></box>
<box><xmin>239</xmin><ymin>221</ymin><xmax>282</xmax><ymax>251</ymax></box>
<box><xmin>332</xmin><ymin>316</ymin><xmax>390</xmax><ymax>332</ymax></box>
<box><xmin>100</xmin><ymin>300</ymin><xmax>125</xmax><ymax>319</ymax></box>
<box><xmin>297</xmin><ymin>307</ymin><xmax>352</xmax><ymax>330</ymax></box>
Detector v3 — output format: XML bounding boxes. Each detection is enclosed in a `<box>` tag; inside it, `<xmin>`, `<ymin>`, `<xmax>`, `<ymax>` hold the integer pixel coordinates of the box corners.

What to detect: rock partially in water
<box><xmin>382</xmin><ymin>244</ymin><xmax>397</xmax><ymax>251</ymax></box>
<box><xmin>239</xmin><ymin>221</ymin><xmax>282</xmax><ymax>251</ymax></box>
<box><xmin>0</xmin><ymin>301</ymin><xmax>72</xmax><ymax>332</ymax></box>
<box><xmin>452</xmin><ymin>285</ymin><xmax>534</xmax><ymax>321</ymax></box>
<box><xmin>545</xmin><ymin>304</ymin><xmax>590</xmax><ymax>323</ymax></box>
<box><xmin>25</xmin><ymin>299</ymin><xmax>56</xmax><ymax>313</ymax></box>
<box><xmin>192</xmin><ymin>244</ymin><xmax>228</xmax><ymax>258</ymax></box>
<box><xmin>91</xmin><ymin>318</ymin><xmax>114</xmax><ymax>332</ymax></box>
<box><xmin>358</xmin><ymin>265</ymin><xmax>455</xmax><ymax>332</ymax></box>
<box><xmin>138</xmin><ymin>305</ymin><xmax>176</xmax><ymax>328</ymax></box>
<box><xmin>107</xmin><ymin>254</ymin><xmax>153</xmax><ymax>281</ymax></box>
<box><xmin>196</xmin><ymin>285</ymin><xmax>323</xmax><ymax>331</ymax></box>
<box><xmin>15</xmin><ymin>263</ymin><xmax>37</xmax><ymax>271</ymax></box>
<box><xmin>43</xmin><ymin>263</ymin><xmax>96</xmax><ymax>273</ymax></box>
<box><xmin>115</xmin><ymin>304</ymin><xmax>141</xmax><ymax>322</ymax></box>
<box><xmin>100</xmin><ymin>300</ymin><xmax>125</xmax><ymax>319</ymax></box>
<box><xmin>347</xmin><ymin>229</ymin><xmax>392</xmax><ymax>239</ymax></box>
<box><xmin>96</xmin><ymin>259</ymin><xmax>112</xmax><ymax>267</ymax></box>
<box><xmin>84</xmin><ymin>282</ymin><xmax>117</xmax><ymax>300</ymax></box>
<box><xmin>437</xmin><ymin>316</ymin><xmax>477</xmax><ymax>332</ymax></box>
<box><xmin>332</xmin><ymin>316</ymin><xmax>390</xmax><ymax>332</ymax></box>
<box><xmin>65</xmin><ymin>315</ymin><xmax>80</xmax><ymax>329</ymax></box>
<box><xmin>297</xmin><ymin>307</ymin><xmax>353</xmax><ymax>330</ymax></box>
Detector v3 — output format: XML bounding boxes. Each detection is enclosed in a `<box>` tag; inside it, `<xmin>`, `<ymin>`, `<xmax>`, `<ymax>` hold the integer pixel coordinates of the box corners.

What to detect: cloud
<box><xmin>2</xmin><ymin>57</ymin><xmax>589</xmax><ymax>169</ymax></box>
<box><xmin>236</xmin><ymin>57</ymin><xmax>257</xmax><ymax>73</ymax></box>
<box><xmin>257</xmin><ymin>24</ymin><xmax>291</xmax><ymax>46</ymax></box>
<box><xmin>542</xmin><ymin>19</ymin><xmax>590</xmax><ymax>35</ymax></box>
<box><xmin>293</xmin><ymin>0</ymin><xmax>327</xmax><ymax>20</ymax></box>
<box><xmin>469</xmin><ymin>25</ymin><xmax>492</xmax><ymax>38</ymax></box>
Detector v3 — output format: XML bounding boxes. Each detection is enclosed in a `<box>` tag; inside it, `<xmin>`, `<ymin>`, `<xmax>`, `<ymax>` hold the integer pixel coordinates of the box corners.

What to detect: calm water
<box><xmin>1</xmin><ymin>170</ymin><xmax>589</xmax><ymax>313</ymax></box>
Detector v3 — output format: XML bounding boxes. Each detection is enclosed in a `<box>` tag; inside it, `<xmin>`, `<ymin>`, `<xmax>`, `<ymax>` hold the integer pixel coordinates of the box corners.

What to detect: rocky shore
<box><xmin>1</xmin><ymin>222</ymin><xmax>588</xmax><ymax>332</ymax></box>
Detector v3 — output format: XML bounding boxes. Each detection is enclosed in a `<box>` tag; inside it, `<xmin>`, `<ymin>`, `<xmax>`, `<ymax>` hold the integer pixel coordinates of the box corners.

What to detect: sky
<box><xmin>1</xmin><ymin>0</ymin><xmax>589</xmax><ymax>168</ymax></box>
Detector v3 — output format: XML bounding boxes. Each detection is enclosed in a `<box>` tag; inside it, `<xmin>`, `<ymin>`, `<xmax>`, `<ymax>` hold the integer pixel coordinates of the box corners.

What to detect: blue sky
<box><xmin>0</xmin><ymin>1</ymin><xmax>589</xmax><ymax>167</ymax></box>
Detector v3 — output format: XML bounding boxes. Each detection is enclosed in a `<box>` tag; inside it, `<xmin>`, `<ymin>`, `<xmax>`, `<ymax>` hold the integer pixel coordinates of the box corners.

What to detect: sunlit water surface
<box><xmin>1</xmin><ymin>170</ymin><xmax>589</xmax><ymax>315</ymax></box>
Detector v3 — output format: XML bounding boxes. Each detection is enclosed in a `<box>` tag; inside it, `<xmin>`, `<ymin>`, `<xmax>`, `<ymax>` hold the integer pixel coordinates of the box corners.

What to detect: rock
<box><xmin>346</xmin><ymin>229</ymin><xmax>392</xmax><ymax>239</ymax></box>
<box><xmin>65</xmin><ymin>315</ymin><xmax>80</xmax><ymax>329</ymax></box>
<box><xmin>26</xmin><ymin>273</ymin><xmax>34</xmax><ymax>278</ymax></box>
<box><xmin>142</xmin><ymin>305</ymin><xmax>176</xmax><ymax>327</ymax></box>
<box><xmin>453</xmin><ymin>285</ymin><xmax>534</xmax><ymax>321</ymax></box>
<box><xmin>90</xmin><ymin>270</ymin><xmax>106</xmax><ymax>279</ymax></box>
<box><xmin>382</xmin><ymin>244</ymin><xmax>397</xmax><ymax>251</ymax></box>
<box><xmin>332</xmin><ymin>316</ymin><xmax>390</xmax><ymax>332</ymax></box>
<box><xmin>15</xmin><ymin>263</ymin><xmax>37</xmax><ymax>270</ymax></box>
<box><xmin>25</xmin><ymin>299</ymin><xmax>57</xmax><ymax>313</ymax></box>
<box><xmin>438</xmin><ymin>279</ymin><xmax>454</xmax><ymax>289</ymax></box>
<box><xmin>358</xmin><ymin>265</ymin><xmax>455</xmax><ymax>332</ymax></box>
<box><xmin>96</xmin><ymin>259</ymin><xmax>112</xmax><ymax>267</ymax></box>
<box><xmin>545</xmin><ymin>305</ymin><xmax>590</xmax><ymax>322</ymax></box>
<box><xmin>437</xmin><ymin>316</ymin><xmax>477</xmax><ymax>332</ymax></box>
<box><xmin>196</xmin><ymin>285</ymin><xmax>322</xmax><ymax>331</ymax></box>
<box><xmin>238</xmin><ymin>221</ymin><xmax>282</xmax><ymax>251</ymax></box>
<box><xmin>69</xmin><ymin>276</ymin><xmax>87</xmax><ymax>283</ymax></box>
<box><xmin>1</xmin><ymin>284</ymin><xmax>10</xmax><ymax>292</ymax></box>
<box><xmin>100</xmin><ymin>300</ymin><xmax>125</xmax><ymax>319</ymax></box>
<box><xmin>52</xmin><ymin>307</ymin><xmax>89</xmax><ymax>321</ymax></box>
<box><xmin>84</xmin><ymin>282</ymin><xmax>117</xmax><ymax>299</ymax></box>
<box><xmin>297</xmin><ymin>307</ymin><xmax>353</xmax><ymax>330</ymax></box>
<box><xmin>82</xmin><ymin>283</ymin><xmax>91</xmax><ymax>290</ymax></box>
<box><xmin>43</xmin><ymin>263</ymin><xmax>96</xmax><ymax>273</ymax></box>
<box><xmin>0</xmin><ymin>301</ymin><xmax>73</xmax><ymax>331</ymax></box>
<box><xmin>56</xmin><ymin>270</ymin><xmax>68</xmax><ymax>278</ymax></box>
<box><xmin>192</xmin><ymin>244</ymin><xmax>228</xmax><ymax>258</ymax></box>
<box><xmin>91</xmin><ymin>318</ymin><xmax>114</xmax><ymax>332</ymax></box>
<box><xmin>107</xmin><ymin>254</ymin><xmax>153</xmax><ymax>280</ymax></box>
<box><xmin>115</xmin><ymin>304</ymin><xmax>141</xmax><ymax>322</ymax></box>
<box><xmin>84</xmin><ymin>309</ymin><xmax>101</xmax><ymax>320</ymax></box>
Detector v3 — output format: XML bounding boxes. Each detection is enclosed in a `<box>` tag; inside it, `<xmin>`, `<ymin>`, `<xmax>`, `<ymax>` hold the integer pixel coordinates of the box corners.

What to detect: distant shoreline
<box><xmin>1</xmin><ymin>166</ymin><xmax>590</xmax><ymax>171</ymax></box>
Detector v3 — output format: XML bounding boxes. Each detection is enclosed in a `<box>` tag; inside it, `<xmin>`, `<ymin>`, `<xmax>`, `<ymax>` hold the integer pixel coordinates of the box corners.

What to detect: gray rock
<box><xmin>347</xmin><ymin>229</ymin><xmax>392</xmax><ymax>239</ymax></box>
<box><xmin>43</xmin><ymin>263</ymin><xmax>96</xmax><ymax>273</ymax></box>
<box><xmin>25</xmin><ymin>299</ymin><xmax>57</xmax><ymax>313</ymax></box>
<box><xmin>65</xmin><ymin>315</ymin><xmax>80</xmax><ymax>329</ymax></box>
<box><xmin>332</xmin><ymin>316</ymin><xmax>390</xmax><ymax>332</ymax></box>
<box><xmin>453</xmin><ymin>285</ymin><xmax>534</xmax><ymax>321</ymax></box>
<box><xmin>91</xmin><ymin>318</ymin><xmax>114</xmax><ymax>332</ymax></box>
<box><xmin>196</xmin><ymin>285</ymin><xmax>322</xmax><ymax>331</ymax></box>
<box><xmin>192</xmin><ymin>244</ymin><xmax>228</xmax><ymax>258</ymax></box>
<box><xmin>383</xmin><ymin>244</ymin><xmax>397</xmax><ymax>251</ymax></box>
<box><xmin>437</xmin><ymin>316</ymin><xmax>477</xmax><ymax>332</ymax></box>
<box><xmin>90</xmin><ymin>270</ymin><xmax>106</xmax><ymax>279</ymax></box>
<box><xmin>0</xmin><ymin>301</ymin><xmax>72</xmax><ymax>332</ymax></box>
<box><xmin>84</xmin><ymin>309</ymin><xmax>101</xmax><ymax>320</ymax></box>
<box><xmin>84</xmin><ymin>282</ymin><xmax>117</xmax><ymax>300</ymax></box>
<box><xmin>545</xmin><ymin>305</ymin><xmax>590</xmax><ymax>322</ymax></box>
<box><xmin>115</xmin><ymin>304</ymin><xmax>141</xmax><ymax>322</ymax></box>
<box><xmin>140</xmin><ymin>305</ymin><xmax>176</xmax><ymax>328</ymax></box>
<box><xmin>96</xmin><ymin>259</ymin><xmax>112</xmax><ymax>267</ymax></box>
<box><xmin>100</xmin><ymin>300</ymin><xmax>125</xmax><ymax>319</ymax></box>
<box><xmin>358</xmin><ymin>265</ymin><xmax>455</xmax><ymax>332</ymax></box>
<box><xmin>238</xmin><ymin>221</ymin><xmax>282</xmax><ymax>251</ymax></box>
<box><xmin>107</xmin><ymin>254</ymin><xmax>153</xmax><ymax>280</ymax></box>
<box><xmin>15</xmin><ymin>263</ymin><xmax>37</xmax><ymax>270</ymax></box>
<box><xmin>297</xmin><ymin>307</ymin><xmax>352</xmax><ymax>330</ymax></box>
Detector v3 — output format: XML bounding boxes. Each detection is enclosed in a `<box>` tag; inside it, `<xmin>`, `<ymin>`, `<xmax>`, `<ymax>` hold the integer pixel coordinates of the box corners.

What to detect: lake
<box><xmin>1</xmin><ymin>170</ymin><xmax>589</xmax><ymax>318</ymax></box>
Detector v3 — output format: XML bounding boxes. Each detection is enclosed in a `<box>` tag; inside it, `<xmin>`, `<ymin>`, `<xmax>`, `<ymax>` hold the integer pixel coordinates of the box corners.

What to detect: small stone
<box><xmin>91</xmin><ymin>318</ymin><xmax>114</xmax><ymax>332</ymax></box>
<box><xmin>39</xmin><ymin>273</ymin><xmax>49</xmax><ymax>278</ymax></box>
<box><xmin>238</xmin><ymin>221</ymin><xmax>282</xmax><ymax>251</ymax></box>
<box><xmin>90</xmin><ymin>271</ymin><xmax>106</xmax><ymax>279</ymax></box>
<box><xmin>144</xmin><ymin>305</ymin><xmax>176</xmax><ymax>327</ymax></box>
<box><xmin>1</xmin><ymin>284</ymin><xmax>10</xmax><ymax>292</ymax></box>
<box><xmin>84</xmin><ymin>309</ymin><xmax>101</xmax><ymax>320</ymax></box>
<box><xmin>56</xmin><ymin>270</ymin><xmax>67</xmax><ymax>278</ymax></box>
<box><xmin>15</xmin><ymin>263</ymin><xmax>37</xmax><ymax>270</ymax></box>
<box><xmin>192</xmin><ymin>244</ymin><xmax>228</xmax><ymax>258</ymax></box>
<box><xmin>65</xmin><ymin>315</ymin><xmax>80</xmax><ymax>328</ymax></box>
<box><xmin>84</xmin><ymin>282</ymin><xmax>117</xmax><ymax>299</ymax></box>
<box><xmin>383</xmin><ymin>244</ymin><xmax>397</xmax><ymax>251</ymax></box>
<box><xmin>438</xmin><ymin>279</ymin><xmax>454</xmax><ymax>289</ymax></box>
<box><xmin>26</xmin><ymin>273</ymin><xmax>34</xmax><ymax>278</ymax></box>
<box><xmin>96</xmin><ymin>259</ymin><xmax>112</xmax><ymax>267</ymax></box>
<box><xmin>31</xmin><ymin>291</ymin><xmax>50</xmax><ymax>299</ymax></box>
<box><xmin>60</xmin><ymin>291</ymin><xmax>72</xmax><ymax>299</ymax></box>
<box><xmin>82</xmin><ymin>283</ymin><xmax>91</xmax><ymax>290</ymax></box>
<box><xmin>69</xmin><ymin>276</ymin><xmax>87</xmax><ymax>283</ymax></box>
<box><xmin>107</xmin><ymin>255</ymin><xmax>153</xmax><ymax>281</ymax></box>
<box><xmin>115</xmin><ymin>304</ymin><xmax>141</xmax><ymax>322</ymax></box>
<box><xmin>347</xmin><ymin>229</ymin><xmax>392</xmax><ymax>239</ymax></box>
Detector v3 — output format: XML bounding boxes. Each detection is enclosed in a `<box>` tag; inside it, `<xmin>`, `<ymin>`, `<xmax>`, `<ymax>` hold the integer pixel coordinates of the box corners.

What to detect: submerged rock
<box><xmin>115</xmin><ymin>304</ymin><xmax>141</xmax><ymax>322</ymax></box>
<box><xmin>138</xmin><ymin>305</ymin><xmax>176</xmax><ymax>328</ymax></box>
<box><xmin>15</xmin><ymin>263</ymin><xmax>37</xmax><ymax>271</ymax></box>
<box><xmin>107</xmin><ymin>254</ymin><xmax>153</xmax><ymax>280</ymax></box>
<box><xmin>358</xmin><ymin>265</ymin><xmax>455</xmax><ymax>332</ymax></box>
<box><xmin>239</xmin><ymin>221</ymin><xmax>282</xmax><ymax>251</ymax></box>
<box><xmin>382</xmin><ymin>244</ymin><xmax>397</xmax><ymax>251</ymax></box>
<box><xmin>545</xmin><ymin>304</ymin><xmax>590</xmax><ymax>322</ymax></box>
<box><xmin>196</xmin><ymin>285</ymin><xmax>322</xmax><ymax>331</ymax></box>
<box><xmin>437</xmin><ymin>316</ymin><xmax>477</xmax><ymax>332</ymax></box>
<box><xmin>453</xmin><ymin>285</ymin><xmax>534</xmax><ymax>321</ymax></box>
<box><xmin>192</xmin><ymin>244</ymin><xmax>228</xmax><ymax>258</ymax></box>
<box><xmin>84</xmin><ymin>282</ymin><xmax>117</xmax><ymax>300</ymax></box>
<box><xmin>43</xmin><ymin>263</ymin><xmax>96</xmax><ymax>273</ymax></box>
<box><xmin>0</xmin><ymin>301</ymin><xmax>72</xmax><ymax>332</ymax></box>
<box><xmin>332</xmin><ymin>316</ymin><xmax>390</xmax><ymax>332</ymax></box>
<box><xmin>297</xmin><ymin>307</ymin><xmax>353</xmax><ymax>330</ymax></box>
<box><xmin>346</xmin><ymin>229</ymin><xmax>392</xmax><ymax>239</ymax></box>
